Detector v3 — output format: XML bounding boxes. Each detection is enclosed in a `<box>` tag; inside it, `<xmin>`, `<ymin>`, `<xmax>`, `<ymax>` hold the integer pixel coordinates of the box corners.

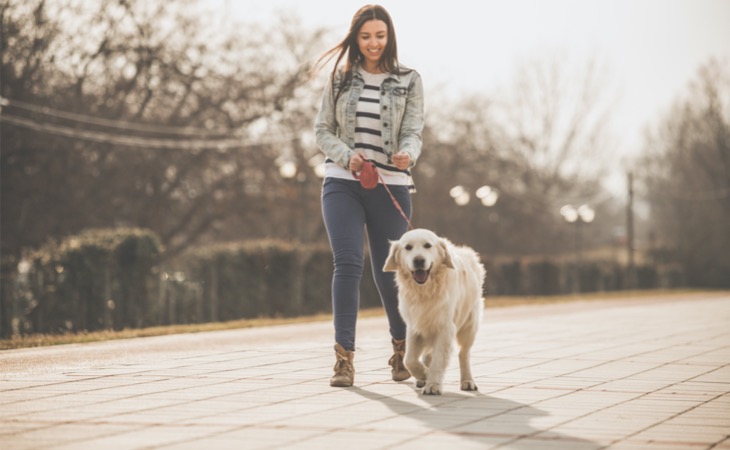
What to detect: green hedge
<box><xmin>178</xmin><ymin>240</ymin><xmax>309</xmax><ymax>322</ymax></box>
<box><xmin>166</xmin><ymin>240</ymin><xmax>382</xmax><ymax>324</ymax></box>
<box><xmin>485</xmin><ymin>259</ymin><xmax>664</xmax><ymax>296</ymax></box>
<box><xmin>16</xmin><ymin>228</ymin><xmax>161</xmax><ymax>334</ymax></box>
<box><xmin>2</xmin><ymin>227</ymin><xmax>677</xmax><ymax>338</ymax></box>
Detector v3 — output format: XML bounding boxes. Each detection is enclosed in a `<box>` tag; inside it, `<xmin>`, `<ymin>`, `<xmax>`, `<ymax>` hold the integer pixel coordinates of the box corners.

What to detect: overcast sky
<box><xmin>208</xmin><ymin>0</ymin><xmax>730</xmax><ymax>190</ymax></box>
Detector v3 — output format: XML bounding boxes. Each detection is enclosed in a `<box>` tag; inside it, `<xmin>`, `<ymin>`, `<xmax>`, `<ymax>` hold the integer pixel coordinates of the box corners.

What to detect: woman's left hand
<box><xmin>391</xmin><ymin>152</ymin><xmax>410</xmax><ymax>170</ymax></box>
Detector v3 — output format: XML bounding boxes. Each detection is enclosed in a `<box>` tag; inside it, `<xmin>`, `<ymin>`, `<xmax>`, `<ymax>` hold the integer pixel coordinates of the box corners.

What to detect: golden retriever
<box><xmin>384</xmin><ymin>228</ymin><xmax>486</xmax><ymax>395</ymax></box>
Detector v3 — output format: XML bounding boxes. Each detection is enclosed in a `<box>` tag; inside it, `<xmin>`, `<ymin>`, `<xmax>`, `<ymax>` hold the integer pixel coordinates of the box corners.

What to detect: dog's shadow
<box><xmin>350</xmin><ymin>385</ymin><xmax>599</xmax><ymax>449</ymax></box>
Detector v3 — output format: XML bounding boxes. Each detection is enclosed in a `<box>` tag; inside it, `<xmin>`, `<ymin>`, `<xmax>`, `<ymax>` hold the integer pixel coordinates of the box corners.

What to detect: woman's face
<box><xmin>357</xmin><ymin>19</ymin><xmax>388</xmax><ymax>71</ymax></box>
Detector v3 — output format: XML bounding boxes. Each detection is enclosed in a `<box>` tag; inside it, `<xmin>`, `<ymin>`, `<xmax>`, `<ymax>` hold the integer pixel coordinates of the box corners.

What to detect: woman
<box><xmin>313</xmin><ymin>4</ymin><xmax>425</xmax><ymax>387</ymax></box>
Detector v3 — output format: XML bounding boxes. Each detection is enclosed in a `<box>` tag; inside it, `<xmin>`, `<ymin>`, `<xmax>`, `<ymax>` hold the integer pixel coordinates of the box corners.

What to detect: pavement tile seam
<box><xmin>613</xmin><ymin>436</ymin><xmax>729</xmax><ymax>449</ymax></box>
<box><xmin>0</xmin><ymin>378</ymin><xmax>184</xmax><ymax>410</ymax></box>
<box><xmin>1</xmin><ymin>350</ymin><xmax>338</xmax><ymax>389</ymax></box>
<box><xmin>154</xmin><ymin>421</ymin><xmax>547</xmax><ymax>450</ymax></box>
<box><xmin>149</xmin><ymin>398</ymin><xmax>463</xmax><ymax>450</ymax></box>
<box><xmin>1</xmin><ymin>421</ymin><xmax>157</xmax><ymax>450</ymax></box>
<box><xmin>44</xmin><ymin>423</ymin><xmax>245</xmax><ymax>450</ymax></box>
<box><xmin>483</xmin><ymin>358</ymin><xmax>729</xmax><ymax>448</ymax></box>
<box><xmin>471</xmin><ymin>330</ymin><xmax>725</xmax><ymax>385</ymax></box>
<box><xmin>573</xmin><ymin>388</ymin><xmax>729</xmax><ymax>448</ymax></box>
<box><xmin>5</xmin><ymin>388</ymin><xmax>366</xmax><ymax>446</ymax></box>
<box><xmin>3</xmin><ymin>352</ymin><xmax>382</xmax><ymax>412</ymax></box>
<box><xmin>113</xmin><ymin>382</ymin><xmax>389</xmax><ymax>429</ymax></box>
<box><xmin>4</xmin><ymin>370</ymin><xmax>355</xmax><ymax>423</ymax></box>
<box><xmin>713</xmin><ymin>436</ymin><xmax>730</xmax><ymax>449</ymax></box>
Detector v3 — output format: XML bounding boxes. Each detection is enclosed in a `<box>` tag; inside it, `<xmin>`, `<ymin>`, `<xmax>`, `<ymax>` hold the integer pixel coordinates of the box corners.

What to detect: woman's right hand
<box><xmin>348</xmin><ymin>152</ymin><xmax>364</xmax><ymax>172</ymax></box>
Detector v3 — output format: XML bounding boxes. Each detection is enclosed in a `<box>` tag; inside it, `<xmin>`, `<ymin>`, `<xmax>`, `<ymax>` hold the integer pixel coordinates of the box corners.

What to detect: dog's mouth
<box><xmin>412</xmin><ymin>268</ymin><xmax>430</xmax><ymax>285</ymax></box>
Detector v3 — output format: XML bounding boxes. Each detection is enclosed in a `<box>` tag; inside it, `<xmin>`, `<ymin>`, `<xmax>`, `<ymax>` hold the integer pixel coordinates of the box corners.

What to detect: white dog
<box><xmin>384</xmin><ymin>228</ymin><xmax>486</xmax><ymax>395</ymax></box>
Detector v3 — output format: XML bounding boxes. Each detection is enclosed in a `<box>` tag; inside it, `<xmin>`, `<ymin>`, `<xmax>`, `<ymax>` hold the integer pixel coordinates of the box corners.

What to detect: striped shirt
<box><xmin>325</xmin><ymin>69</ymin><xmax>411</xmax><ymax>187</ymax></box>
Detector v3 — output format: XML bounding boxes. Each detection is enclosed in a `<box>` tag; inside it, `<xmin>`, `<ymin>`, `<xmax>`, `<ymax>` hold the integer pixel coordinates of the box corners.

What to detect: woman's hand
<box><xmin>391</xmin><ymin>152</ymin><xmax>410</xmax><ymax>170</ymax></box>
<box><xmin>348</xmin><ymin>152</ymin><xmax>365</xmax><ymax>172</ymax></box>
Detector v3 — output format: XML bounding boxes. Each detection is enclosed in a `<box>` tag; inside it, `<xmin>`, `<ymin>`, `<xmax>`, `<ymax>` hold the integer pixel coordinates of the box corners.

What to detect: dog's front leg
<box><xmin>404</xmin><ymin>332</ymin><xmax>428</xmax><ymax>387</ymax></box>
<box><xmin>416</xmin><ymin>352</ymin><xmax>431</xmax><ymax>388</ymax></box>
<box><xmin>421</xmin><ymin>332</ymin><xmax>453</xmax><ymax>395</ymax></box>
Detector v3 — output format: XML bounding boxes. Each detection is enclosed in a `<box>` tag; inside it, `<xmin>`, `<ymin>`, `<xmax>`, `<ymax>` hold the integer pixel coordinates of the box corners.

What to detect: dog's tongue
<box><xmin>413</xmin><ymin>269</ymin><xmax>429</xmax><ymax>284</ymax></box>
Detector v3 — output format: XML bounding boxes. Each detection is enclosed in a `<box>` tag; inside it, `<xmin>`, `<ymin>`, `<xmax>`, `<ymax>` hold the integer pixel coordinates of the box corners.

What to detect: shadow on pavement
<box><xmin>351</xmin><ymin>385</ymin><xmax>600</xmax><ymax>449</ymax></box>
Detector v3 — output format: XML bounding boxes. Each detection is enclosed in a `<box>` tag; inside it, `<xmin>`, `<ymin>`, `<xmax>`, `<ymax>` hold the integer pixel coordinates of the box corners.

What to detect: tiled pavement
<box><xmin>1</xmin><ymin>291</ymin><xmax>729</xmax><ymax>449</ymax></box>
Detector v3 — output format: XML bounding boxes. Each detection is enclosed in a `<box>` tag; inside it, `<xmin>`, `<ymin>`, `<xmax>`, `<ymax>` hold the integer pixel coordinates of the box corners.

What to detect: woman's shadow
<box><xmin>349</xmin><ymin>384</ymin><xmax>600</xmax><ymax>449</ymax></box>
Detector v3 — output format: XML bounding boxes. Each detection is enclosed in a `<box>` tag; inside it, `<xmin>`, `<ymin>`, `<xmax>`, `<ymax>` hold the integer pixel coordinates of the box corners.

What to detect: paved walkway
<box><xmin>1</xmin><ymin>292</ymin><xmax>729</xmax><ymax>449</ymax></box>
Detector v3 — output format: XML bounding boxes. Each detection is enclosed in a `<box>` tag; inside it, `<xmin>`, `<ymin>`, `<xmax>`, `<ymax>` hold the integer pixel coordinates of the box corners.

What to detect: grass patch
<box><xmin>0</xmin><ymin>289</ymin><xmax>714</xmax><ymax>350</ymax></box>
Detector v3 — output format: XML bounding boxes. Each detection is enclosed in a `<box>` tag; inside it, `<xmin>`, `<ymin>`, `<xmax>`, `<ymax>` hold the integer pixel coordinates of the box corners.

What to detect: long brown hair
<box><xmin>313</xmin><ymin>5</ymin><xmax>403</xmax><ymax>100</ymax></box>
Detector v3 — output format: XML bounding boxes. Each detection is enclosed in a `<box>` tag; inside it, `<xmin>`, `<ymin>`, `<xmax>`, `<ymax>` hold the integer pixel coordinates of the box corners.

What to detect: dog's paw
<box><xmin>421</xmin><ymin>382</ymin><xmax>442</xmax><ymax>395</ymax></box>
<box><xmin>416</xmin><ymin>380</ymin><xmax>426</xmax><ymax>388</ymax></box>
<box><xmin>461</xmin><ymin>380</ymin><xmax>478</xmax><ymax>391</ymax></box>
<box><xmin>406</xmin><ymin>362</ymin><xmax>428</xmax><ymax>381</ymax></box>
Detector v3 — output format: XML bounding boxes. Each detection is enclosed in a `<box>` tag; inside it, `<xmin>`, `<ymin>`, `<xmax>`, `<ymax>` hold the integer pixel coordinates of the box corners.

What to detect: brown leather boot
<box><xmin>330</xmin><ymin>343</ymin><xmax>355</xmax><ymax>387</ymax></box>
<box><xmin>389</xmin><ymin>338</ymin><xmax>411</xmax><ymax>381</ymax></box>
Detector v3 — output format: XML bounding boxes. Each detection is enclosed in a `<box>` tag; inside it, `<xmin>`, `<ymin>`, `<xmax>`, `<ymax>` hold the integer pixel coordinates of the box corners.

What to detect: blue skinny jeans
<box><xmin>321</xmin><ymin>178</ymin><xmax>411</xmax><ymax>351</ymax></box>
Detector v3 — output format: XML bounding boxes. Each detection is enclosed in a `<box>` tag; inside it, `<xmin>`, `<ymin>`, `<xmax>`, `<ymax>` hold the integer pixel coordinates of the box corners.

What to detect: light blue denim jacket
<box><xmin>314</xmin><ymin>64</ymin><xmax>424</xmax><ymax>169</ymax></box>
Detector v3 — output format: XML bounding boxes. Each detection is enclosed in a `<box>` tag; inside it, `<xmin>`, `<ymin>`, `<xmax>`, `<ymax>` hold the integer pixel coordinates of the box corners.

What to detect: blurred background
<box><xmin>1</xmin><ymin>0</ymin><xmax>729</xmax><ymax>337</ymax></box>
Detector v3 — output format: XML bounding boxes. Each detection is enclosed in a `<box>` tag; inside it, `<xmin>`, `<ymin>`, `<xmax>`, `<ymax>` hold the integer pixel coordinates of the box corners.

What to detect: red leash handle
<box><xmin>351</xmin><ymin>161</ymin><xmax>379</xmax><ymax>189</ymax></box>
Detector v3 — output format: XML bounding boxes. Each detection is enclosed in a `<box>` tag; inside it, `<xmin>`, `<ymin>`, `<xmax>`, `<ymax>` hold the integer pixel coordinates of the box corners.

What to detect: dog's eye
<box><xmin>405</xmin><ymin>244</ymin><xmax>413</xmax><ymax>251</ymax></box>
<box><xmin>424</xmin><ymin>243</ymin><xmax>432</xmax><ymax>249</ymax></box>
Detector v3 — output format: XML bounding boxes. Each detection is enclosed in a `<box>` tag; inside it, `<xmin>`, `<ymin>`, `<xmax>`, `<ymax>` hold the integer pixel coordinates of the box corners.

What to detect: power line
<box><xmin>0</xmin><ymin>96</ymin><xmax>235</xmax><ymax>137</ymax></box>
<box><xmin>0</xmin><ymin>112</ymin><xmax>295</xmax><ymax>150</ymax></box>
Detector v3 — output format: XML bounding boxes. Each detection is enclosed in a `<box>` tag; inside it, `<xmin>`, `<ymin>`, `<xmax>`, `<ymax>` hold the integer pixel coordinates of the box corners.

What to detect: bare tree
<box><xmin>497</xmin><ymin>54</ymin><xmax>615</xmax><ymax>189</ymax></box>
<box><xmin>640</xmin><ymin>58</ymin><xmax>730</xmax><ymax>287</ymax></box>
<box><xmin>414</xmin><ymin>54</ymin><xmax>617</xmax><ymax>257</ymax></box>
<box><xmin>1</xmin><ymin>0</ymin><xmax>327</xmax><ymax>260</ymax></box>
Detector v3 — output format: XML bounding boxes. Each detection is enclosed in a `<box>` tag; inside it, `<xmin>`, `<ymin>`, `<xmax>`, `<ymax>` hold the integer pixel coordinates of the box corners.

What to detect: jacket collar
<box><xmin>352</xmin><ymin>63</ymin><xmax>401</xmax><ymax>83</ymax></box>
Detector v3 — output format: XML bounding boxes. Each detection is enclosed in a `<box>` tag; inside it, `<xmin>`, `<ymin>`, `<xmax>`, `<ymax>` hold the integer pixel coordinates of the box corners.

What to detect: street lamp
<box><xmin>308</xmin><ymin>153</ymin><xmax>327</xmax><ymax>179</ymax></box>
<box><xmin>560</xmin><ymin>204</ymin><xmax>595</xmax><ymax>259</ymax></box>
<box><xmin>476</xmin><ymin>185</ymin><xmax>499</xmax><ymax>207</ymax></box>
<box><xmin>449</xmin><ymin>185</ymin><xmax>470</xmax><ymax>206</ymax></box>
<box><xmin>450</xmin><ymin>185</ymin><xmax>500</xmax><ymax>250</ymax></box>
<box><xmin>560</xmin><ymin>204</ymin><xmax>595</xmax><ymax>225</ymax></box>
<box><xmin>277</xmin><ymin>157</ymin><xmax>325</xmax><ymax>242</ymax></box>
<box><xmin>279</xmin><ymin>161</ymin><xmax>298</xmax><ymax>180</ymax></box>
<box><xmin>450</xmin><ymin>185</ymin><xmax>499</xmax><ymax>207</ymax></box>
<box><xmin>560</xmin><ymin>204</ymin><xmax>595</xmax><ymax>292</ymax></box>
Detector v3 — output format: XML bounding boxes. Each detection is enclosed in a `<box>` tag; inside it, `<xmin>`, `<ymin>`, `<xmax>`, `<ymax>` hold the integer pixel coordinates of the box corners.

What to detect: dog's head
<box><xmin>383</xmin><ymin>229</ymin><xmax>455</xmax><ymax>285</ymax></box>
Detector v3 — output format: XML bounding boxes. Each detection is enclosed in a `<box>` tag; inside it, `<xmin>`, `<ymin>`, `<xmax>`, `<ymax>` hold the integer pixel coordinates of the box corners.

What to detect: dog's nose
<box><xmin>413</xmin><ymin>257</ymin><xmax>425</xmax><ymax>269</ymax></box>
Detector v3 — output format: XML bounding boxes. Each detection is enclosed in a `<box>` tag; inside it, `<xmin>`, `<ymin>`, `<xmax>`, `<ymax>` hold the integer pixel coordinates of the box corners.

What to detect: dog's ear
<box><xmin>383</xmin><ymin>241</ymin><xmax>400</xmax><ymax>272</ymax></box>
<box><xmin>438</xmin><ymin>239</ymin><xmax>455</xmax><ymax>269</ymax></box>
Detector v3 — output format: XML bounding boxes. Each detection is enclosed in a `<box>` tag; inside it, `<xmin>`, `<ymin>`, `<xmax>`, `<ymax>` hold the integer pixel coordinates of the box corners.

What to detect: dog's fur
<box><xmin>384</xmin><ymin>228</ymin><xmax>486</xmax><ymax>395</ymax></box>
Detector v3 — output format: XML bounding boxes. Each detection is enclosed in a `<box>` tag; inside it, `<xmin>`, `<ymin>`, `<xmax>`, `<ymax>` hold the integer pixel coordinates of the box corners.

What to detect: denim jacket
<box><xmin>314</xmin><ymin>64</ymin><xmax>424</xmax><ymax>169</ymax></box>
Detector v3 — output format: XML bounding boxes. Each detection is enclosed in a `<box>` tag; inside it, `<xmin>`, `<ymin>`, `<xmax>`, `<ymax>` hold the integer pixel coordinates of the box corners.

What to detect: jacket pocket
<box><xmin>392</xmin><ymin>86</ymin><xmax>408</xmax><ymax>97</ymax></box>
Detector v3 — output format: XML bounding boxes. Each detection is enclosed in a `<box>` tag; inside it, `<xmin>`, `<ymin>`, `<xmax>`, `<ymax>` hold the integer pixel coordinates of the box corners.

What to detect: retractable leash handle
<box><xmin>352</xmin><ymin>160</ymin><xmax>379</xmax><ymax>189</ymax></box>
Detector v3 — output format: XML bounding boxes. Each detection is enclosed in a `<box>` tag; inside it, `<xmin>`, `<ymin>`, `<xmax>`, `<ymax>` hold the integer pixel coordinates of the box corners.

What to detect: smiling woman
<box><xmin>311</xmin><ymin>4</ymin><xmax>425</xmax><ymax>388</ymax></box>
